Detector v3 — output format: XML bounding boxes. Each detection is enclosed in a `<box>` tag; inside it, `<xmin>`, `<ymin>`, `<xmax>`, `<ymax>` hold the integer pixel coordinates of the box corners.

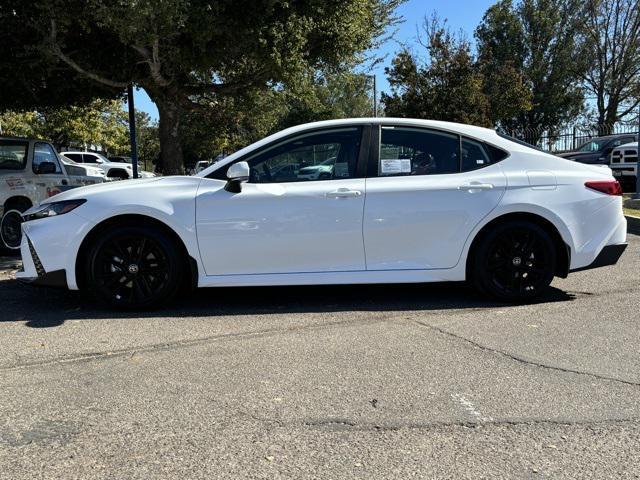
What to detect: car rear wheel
<box><xmin>472</xmin><ymin>221</ymin><xmax>556</xmax><ymax>301</ymax></box>
<box><xmin>85</xmin><ymin>225</ymin><xmax>184</xmax><ymax>309</ymax></box>
<box><xmin>1</xmin><ymin>208</ymin><xmax>27</xmax><ymax>252</ymax></box>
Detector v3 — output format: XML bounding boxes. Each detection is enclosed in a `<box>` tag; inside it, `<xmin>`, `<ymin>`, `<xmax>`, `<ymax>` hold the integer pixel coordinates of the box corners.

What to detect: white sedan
<box><xmin>17</xmin><ymin>119</ymin><xmax>627</xmax><ymax>309</ymax></box>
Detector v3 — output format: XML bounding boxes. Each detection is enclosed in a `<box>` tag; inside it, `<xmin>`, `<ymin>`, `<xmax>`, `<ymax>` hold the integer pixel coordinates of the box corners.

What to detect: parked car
<box><xmin>62</xmin><ymin>151</ymin><xmax>155</xmax><ymax>179</ymax></box>
<box><xmin>557</xmin><ymin>134</ymin><xmax>637</xmax><ymax>164</ymax></box>
<box><xmin>296</xmin><ymin>157</ymin><xmax>337</xmax><ymax>180</ymax></box>
<box><xmin>60</xmin><ymin>157</ymin><xmax>108</xmax><ymax>183</ymax></box>
<box><xmin>610</xmin><ymin>142</ymin><xmax>638</xmax><ymax>190</ymax></box>
<box><xmin>108</xmin><ymin>155</ymin><xmax>143</xmax><ymax>169</ymax></box>
<box><xmin>17</xmin><ymin>118</ymin><xmax>627</xmax><ymax>309</ymax></box>
<box><xmin>1</xmin><ymin>137</ymin><xmax>106</xmax><ymax>251</ymax></box>
<box><xmin>194</xmin><ymin>160</ymin><xmax>211</xmax><ymax>174</ymax></box>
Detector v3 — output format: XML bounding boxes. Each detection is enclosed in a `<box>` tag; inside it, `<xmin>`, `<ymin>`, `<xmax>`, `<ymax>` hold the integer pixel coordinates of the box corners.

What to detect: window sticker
<box><xmin>381</xmin><ymin>158</ymin><xmax>411</xmax><ymax>175</ymax></box>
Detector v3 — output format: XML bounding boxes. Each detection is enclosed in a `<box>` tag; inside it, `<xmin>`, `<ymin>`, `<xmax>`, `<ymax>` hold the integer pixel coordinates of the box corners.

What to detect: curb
<box><xmin>626</xmin><ymin>215</ymin><xmax>640</xmax><ymax>236</ymax></box>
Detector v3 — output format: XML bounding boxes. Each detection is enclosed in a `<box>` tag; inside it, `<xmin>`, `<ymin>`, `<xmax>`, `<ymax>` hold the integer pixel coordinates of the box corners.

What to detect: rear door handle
<box><xmin>458</xmin><ymin>182</ymin><xmax>494</xmax><ymax>191</ymax></box>
<box><xmin>326</xmin><ymin>188</ymin><xmax>362</xmax><ymax>199</ymax></box>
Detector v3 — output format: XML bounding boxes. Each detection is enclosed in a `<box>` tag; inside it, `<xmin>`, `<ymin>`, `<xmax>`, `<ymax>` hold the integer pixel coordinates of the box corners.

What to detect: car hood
<box><xmin>41</xmin><ymin>176</ymin><xmax>192</xmax><ymax>204</ymax></box>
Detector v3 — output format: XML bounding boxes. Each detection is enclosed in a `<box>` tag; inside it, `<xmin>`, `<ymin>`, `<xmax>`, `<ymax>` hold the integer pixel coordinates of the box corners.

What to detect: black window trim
<box><xmin>206</xmin><ymin>124</ymin><xmax>371</xmax><ymax>182</ymax></box>
<box><xmin>368</xmin><ymin>124</ymin><xmax>510</xmax><ymax>178</ymax></box>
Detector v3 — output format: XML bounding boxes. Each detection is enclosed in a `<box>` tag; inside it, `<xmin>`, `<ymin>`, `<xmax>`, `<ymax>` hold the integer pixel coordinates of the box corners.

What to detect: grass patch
<box><xmin>623</xmin><ymin>194</ymin><xmax>640</xmax><ymax>217</ymax></box>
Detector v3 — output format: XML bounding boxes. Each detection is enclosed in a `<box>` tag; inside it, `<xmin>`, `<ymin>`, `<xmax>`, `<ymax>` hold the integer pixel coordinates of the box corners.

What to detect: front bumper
<box><xmin>15</xmin><ymin>235</ymin><xmax>68</xmax><ymax>288</ymax></box>
<box><xmin>15</xmin><ymin>211</ymin><xmax>93</xmax><ymax>290</ymax></box>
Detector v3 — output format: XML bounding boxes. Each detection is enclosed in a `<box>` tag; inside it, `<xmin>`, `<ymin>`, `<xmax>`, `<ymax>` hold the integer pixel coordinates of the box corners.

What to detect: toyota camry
<box><xmin>16</xmin><ymin>119</ymin><xmax>627</xmax><ymax>309</ymax></box>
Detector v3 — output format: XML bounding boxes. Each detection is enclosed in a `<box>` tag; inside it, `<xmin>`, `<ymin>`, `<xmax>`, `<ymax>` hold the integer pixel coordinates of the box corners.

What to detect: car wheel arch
<box><xmin>74</xmin><ymin>214</ymin><xmax>198</xmax><ymax>291</ymax></box>
<box><xmin>465</xmin><ymin>212</ymin><xmax>571</xmax><ymax>281</ymax></box>
<box><xmin>4</xmin><ymin>195</ymin><xmax>32</xmax><ymax>211</ymax></box>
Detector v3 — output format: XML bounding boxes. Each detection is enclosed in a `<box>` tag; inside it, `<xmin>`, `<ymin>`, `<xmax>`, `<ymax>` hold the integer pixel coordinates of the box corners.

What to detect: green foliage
<box><xmin>0</xmin><ymin>100</ymin><xmax>129</xmax><ymax>153</ymax></box>
<box><xmin>382</xmin><ymin>16</ymin><xmax>493</xmax><ymax>126</ymax></box>
<box><xmin>475</xmin><ymin>0</ymin><xmax>585</xmax><ymax>135</ymax></box>
<box><xmin>14</xmin><ymin>0</ymin><xmax>403</xmax><ymax>174</ymax></box>
<box><xmin>177</xmin><ymin>70</ymin><xmax>375</xmax><ymax>167</ymax></box>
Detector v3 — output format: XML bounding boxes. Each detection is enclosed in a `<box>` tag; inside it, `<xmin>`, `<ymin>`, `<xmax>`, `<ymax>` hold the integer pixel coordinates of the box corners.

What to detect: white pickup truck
<box><xmin>610</xmin><ymin>142</ymin><xmax>638</xmax><ymax>190</ymax></box>
<box><xmin>1</xmin><ymin>137</ymin><xmax>106</xmax><ymax>251</ymax></box>
<box><xmin>61</xmin><ymin>151</ymin><xmax>155</xmax><ymax>179</ymax></box>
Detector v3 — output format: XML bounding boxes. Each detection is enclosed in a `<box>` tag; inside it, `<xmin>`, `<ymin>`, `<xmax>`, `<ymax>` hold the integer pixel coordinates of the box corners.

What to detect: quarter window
<box><xmin>33</xmin><ymin>142</ymin><xmax>63</xmax><ymax>174</ymax></box>
<box><xmin>461</xmin><ymin>138</ymin><xmax>492</xmax><ymax>171</ymax></box>
<box><xmin>241</xmin><ymin>128</ymin><xmax>362</xmax><ymax>183</ymax></box>
<box><xmin>379</xmin><ymin>127</ymin><xmax>459</xmax><ymax>176</ymax></box>
<box><xmin>63</xmin><ymin>153</ymin><xmax>83</xmax><ymax>162</ymax></box>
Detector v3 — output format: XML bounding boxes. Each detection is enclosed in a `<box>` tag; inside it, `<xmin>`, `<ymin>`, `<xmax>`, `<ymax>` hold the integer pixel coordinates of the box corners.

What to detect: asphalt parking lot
<box><xmin>0</xmin><ymin>234</ymin><xmax>639</xmax><ymax>479</ymax></box>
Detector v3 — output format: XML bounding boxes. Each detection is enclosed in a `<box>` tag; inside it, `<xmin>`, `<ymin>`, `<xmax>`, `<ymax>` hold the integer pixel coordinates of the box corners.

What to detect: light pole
<box><xmin>365</xmin><ymin>74</ymin><xmax>377</xmax><ymax>117</ymax></box>
<box><xmin>127</xmin><ymin>83</ymin><xmax>139</xmax><ymax>179</ymax></box>
<box><xmin>634</xmin><ymin>105</ymin><xmax>640</xmax><ymax>199</ymax></box>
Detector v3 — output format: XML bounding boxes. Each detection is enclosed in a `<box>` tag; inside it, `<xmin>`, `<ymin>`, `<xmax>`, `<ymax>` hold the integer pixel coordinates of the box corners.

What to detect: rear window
<box><xmin>0</xmin><ymin>140</ymin><xmax>28</xmax><ymax>171</ymax></box>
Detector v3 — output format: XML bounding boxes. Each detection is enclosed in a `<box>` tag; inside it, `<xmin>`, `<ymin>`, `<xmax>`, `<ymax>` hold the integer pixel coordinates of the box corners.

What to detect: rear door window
<box><xmin>378</xmin><ymin>127</ymin><xmax>459</xmax><ymax>176</ymax></box>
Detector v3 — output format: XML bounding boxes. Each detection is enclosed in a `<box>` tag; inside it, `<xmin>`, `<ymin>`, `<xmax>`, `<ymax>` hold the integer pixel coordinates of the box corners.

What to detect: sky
<box><xmin>133</xmin><ymin>0</ymin><xmax>496</xmax><ymax>121</ymax></box>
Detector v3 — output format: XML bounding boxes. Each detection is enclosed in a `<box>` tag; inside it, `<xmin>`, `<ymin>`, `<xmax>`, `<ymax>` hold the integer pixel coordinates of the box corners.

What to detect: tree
<box><xmin>476</xmin><ymin>0</ymin><xmax>586</xmax><ymax>138</ymax></box>
<box><xmin>579</xmin><ymin>0</ymin><xmax>640</xmax><ymax>127</ymax></box>
<box><xmin>171</xmin><ymin>69</ymin><xmax>376</xmax><ymax>171</ymax></box>
<box><xmin>0</xmin><ymin>1</ymin><xmax>120</xmax><ymax>110</ymax></box>
<box><xmin>0</xmin><ymin>100</ymin><xmax>130</xmax><ymax>153</ymax></box>
<box><xmin>13</xmin><ymin>0</ymin><xmax>402</xmax><ymax>174</ymax></box>
<box><xmin>382</xmin><ymin>16</ymin><xmax>492</xmax><ymax>125</ymax></box>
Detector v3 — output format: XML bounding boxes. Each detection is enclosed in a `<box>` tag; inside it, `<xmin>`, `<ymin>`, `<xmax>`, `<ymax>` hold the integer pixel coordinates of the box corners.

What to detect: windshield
<box><xmin>0</xmin><ymin>140</ymin><xmax>29</xmax><ymax>170</ymax></box>
<box><xmin>577</xmin><ymin>139</ymin><xmax>608</xmax><ymax>152</ymax></box>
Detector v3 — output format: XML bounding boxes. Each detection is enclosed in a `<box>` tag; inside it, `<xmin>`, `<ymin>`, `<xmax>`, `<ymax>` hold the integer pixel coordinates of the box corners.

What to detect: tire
<box><xmin>108</xmin><ymin>169</ymin><xmax>129</xmax><ymax>180</ymax></box>
<box><xmin>84</xmin><ymin>225</ymin><xmax>184</xmax><ymax>309</ymax></box>
<box><xmin>471</xmin><ymin>221</ymin><xmax>556</xmax><ymax>301</ymax></box>
<box><xmin>1</xmin><ymin>204</ymin><xmax>30</xmax><ymax>254</ymax></box>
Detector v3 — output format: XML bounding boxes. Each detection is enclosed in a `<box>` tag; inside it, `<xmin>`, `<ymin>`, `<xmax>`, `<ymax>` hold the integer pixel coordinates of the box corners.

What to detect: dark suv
<box><xmin>557</xmin><ymin>134</ymin><xmax>637</xmax><ymax>164</ymax></box>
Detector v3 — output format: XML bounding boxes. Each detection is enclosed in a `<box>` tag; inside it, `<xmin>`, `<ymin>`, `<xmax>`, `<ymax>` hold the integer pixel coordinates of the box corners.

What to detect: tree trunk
<box><xmin>152</xmin><ymin>93</ymin><xmax>184</xmax><ymax>175</ymax></box>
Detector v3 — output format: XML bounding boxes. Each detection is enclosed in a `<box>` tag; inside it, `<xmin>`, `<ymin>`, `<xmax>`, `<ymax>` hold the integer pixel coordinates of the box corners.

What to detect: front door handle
<box><xmin>326</xmin><ymin>188</ymin><xmax>362</xmax><ymax>199</ymax></box>
<box><xmin>458</xmin><ymin>182</ymin><xmax>494</xmax><ymax>192</ymax></box>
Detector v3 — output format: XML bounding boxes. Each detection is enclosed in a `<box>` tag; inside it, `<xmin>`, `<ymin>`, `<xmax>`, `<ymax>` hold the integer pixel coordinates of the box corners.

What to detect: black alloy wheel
<box><xmin>0</xmin><ymin>209</ymin><xmax>26</xmax><ymax>251</ymax></box>
<box><xmin>473</xmin><ymin>221</ymin><xmax>556</xmax><ymax>301</ymax></box>
<box><xmin>86</xmin><ymin>225</ymin><xmax>183</xmax><ymax>309</ymax></box>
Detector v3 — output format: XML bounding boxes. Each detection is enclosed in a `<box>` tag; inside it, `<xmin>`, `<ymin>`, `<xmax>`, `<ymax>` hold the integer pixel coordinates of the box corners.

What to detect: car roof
<box><xmin>0</xmin><ymin>136</ymin><xmax>48</xmax><ymax>143</ymax></box>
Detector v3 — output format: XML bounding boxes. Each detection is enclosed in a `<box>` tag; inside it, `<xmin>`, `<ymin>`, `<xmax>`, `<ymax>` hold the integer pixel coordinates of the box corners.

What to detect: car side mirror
<box><xmin>225</xmin><ymin>161</ymin><xmax>250</xmax><ymax>193</ymax></box>
<box><xmin>36</xmin><ymin>162</ymin><xmax>57</xmax><ymax>174</ymax></box>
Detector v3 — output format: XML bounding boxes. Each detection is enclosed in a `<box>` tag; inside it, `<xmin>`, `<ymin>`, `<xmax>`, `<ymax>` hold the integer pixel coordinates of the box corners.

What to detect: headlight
<box><xmin>22</xmin><ymin>200</ymin><xmax>87</xmax><ymax>222</ymax></box>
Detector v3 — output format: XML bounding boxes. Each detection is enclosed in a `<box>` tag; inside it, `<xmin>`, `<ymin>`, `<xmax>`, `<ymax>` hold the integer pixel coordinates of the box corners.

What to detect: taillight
<box><xmin>585</xmin><ymin>180</ymin><xmax>623</xmax><ymax>196</ymax></box>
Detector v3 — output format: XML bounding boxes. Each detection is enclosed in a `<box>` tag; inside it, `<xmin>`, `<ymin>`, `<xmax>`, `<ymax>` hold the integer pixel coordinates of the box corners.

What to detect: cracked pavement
<box><xmin>0</xmin><ymin>234</ymin><xmax>639</xmax><ymax>479</ymax></box>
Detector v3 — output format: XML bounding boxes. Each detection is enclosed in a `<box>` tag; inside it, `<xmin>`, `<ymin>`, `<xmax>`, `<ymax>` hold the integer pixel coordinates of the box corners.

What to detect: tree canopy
<box><xmin>3</xmin><ymin>0</ymin><xmax>402</xmax><ymax>174</ymax></box>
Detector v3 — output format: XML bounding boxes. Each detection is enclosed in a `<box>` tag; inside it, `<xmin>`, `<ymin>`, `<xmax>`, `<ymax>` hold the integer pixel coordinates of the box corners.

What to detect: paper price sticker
<box><xmin>381</xmin><ymin>159</ymin><xmax>411</xmax><ymax>175</ymax></box>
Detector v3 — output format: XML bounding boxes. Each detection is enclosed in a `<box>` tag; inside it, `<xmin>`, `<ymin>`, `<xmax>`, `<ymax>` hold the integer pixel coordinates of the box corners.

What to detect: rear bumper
<box><xmin>570</xmin><ymin>243</ymin><xmax>627</xmax><ymax>273</ymax></box>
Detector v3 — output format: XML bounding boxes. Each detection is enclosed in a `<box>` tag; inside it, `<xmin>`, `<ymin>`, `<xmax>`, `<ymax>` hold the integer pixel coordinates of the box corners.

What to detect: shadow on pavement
<box><xmin>0</xmin><ymin>276</ymin><xmax>577</xmax><ymax>329</ymax></box>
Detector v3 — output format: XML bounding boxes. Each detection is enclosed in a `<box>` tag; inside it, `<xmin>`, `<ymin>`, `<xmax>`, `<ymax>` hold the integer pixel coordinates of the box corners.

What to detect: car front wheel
<box><xmin>472</xmin><ymin>221</ymin><xmax>556</xmax><ymax>301</ymax></box>
<box><xmin>85</xmin><ymin>225</ymin><xmax>184</xmax><ymax>309</ymax></box>
<box><xmin>1</xmin><ymin>209</ymin><xmax>26</xmax><ymax>252</ymax></box>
